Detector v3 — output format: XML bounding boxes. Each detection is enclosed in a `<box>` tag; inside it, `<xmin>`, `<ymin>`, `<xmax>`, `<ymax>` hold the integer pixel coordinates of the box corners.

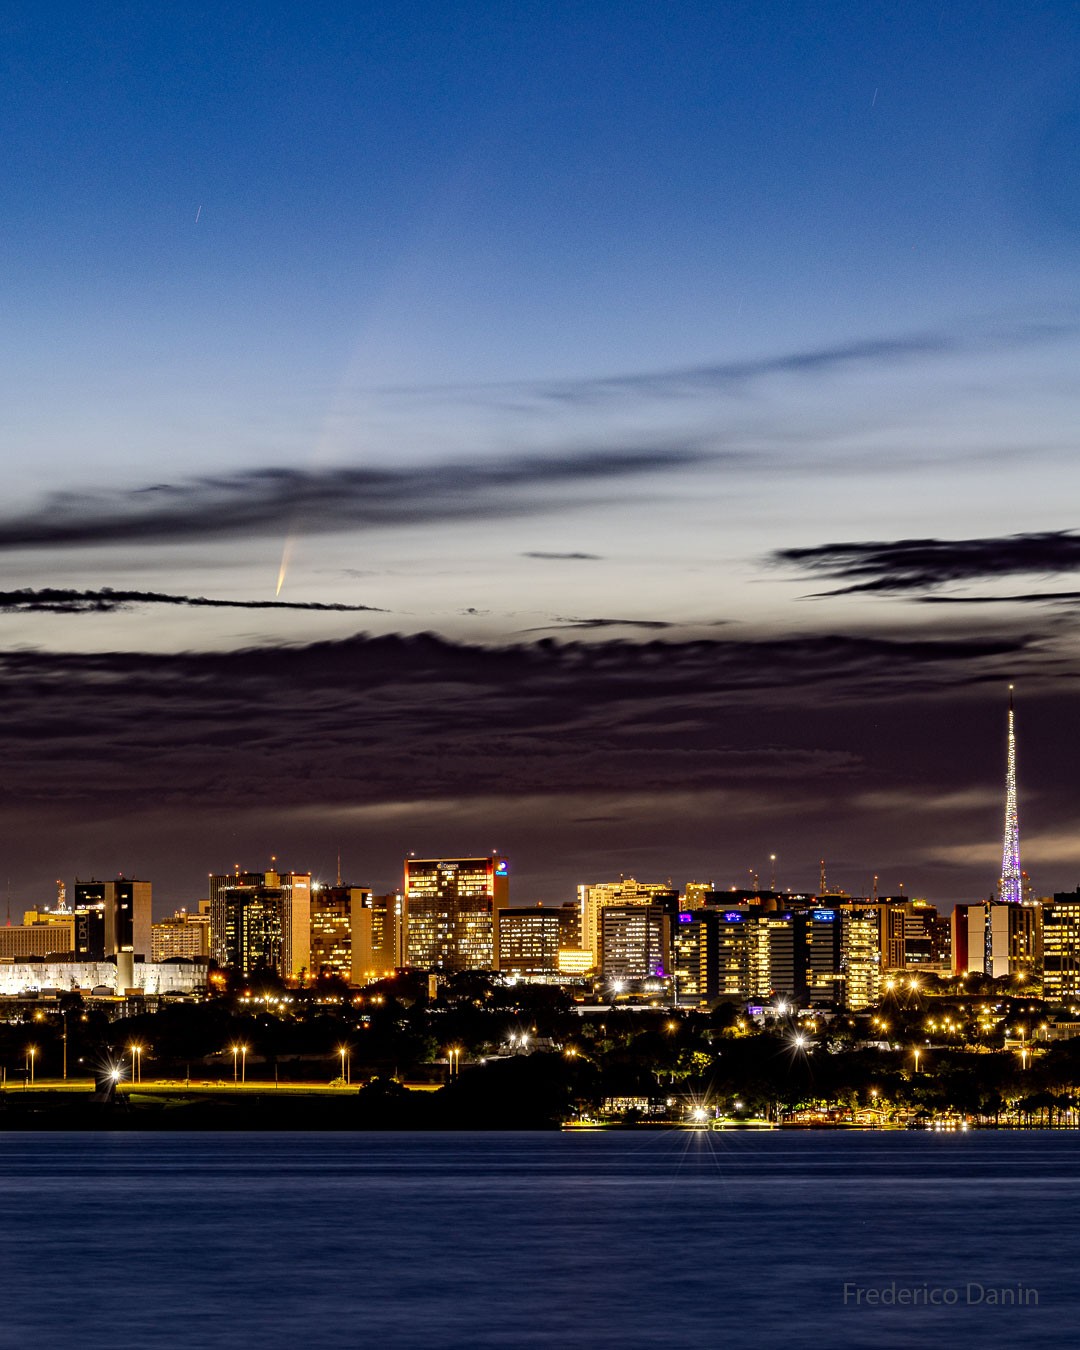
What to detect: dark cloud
<box><xmin>777</xmin><ymin>530</ymin><xmax>1080</xmax><ymax>596</ymax></box>
<box><xmin>918</xmin><ymin>591</ymin><xmax>1080</xmax><ymax>607</ymax></box>
<box><xmin>0</xmin><ymin>626</ymin><xmax>1059</xmax><ymax>906</ymax></box>
<box><xmin>0</xmin><ymin>448</ymin><xmax>709</xmax><ymax>553</ymax></box>
<box><xmin>0</xmin><ymin>587</ymin><xmax>384</xmax><ymax>614</ymax></box>
<box><xmin>522</xmin><ymin>551</ymin><xmax>602</xmax><ymax>561</ymax></box>
<box><xmin>519</xmin><ymin>617</ymin><xmax>676</xmax><ymax>632</ymax></box>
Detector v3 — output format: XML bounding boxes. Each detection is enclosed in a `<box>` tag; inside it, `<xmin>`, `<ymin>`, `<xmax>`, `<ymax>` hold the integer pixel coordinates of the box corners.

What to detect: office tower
<box><xmin>804</xmin><ymin>908</ymin><xmax>843</xmax><ymax>1008</ymax></box>
<box><xmin>673</xmin><ymin>909</ymin><xmax>714</xmax><ymax>1005</ymax></box>
<box><xmin>0</xmin><ymin>921</ymin><xmax>74</xmax><ymax>960</ymax></box>
<box><xmin>999</xmin><ymin>688</ymin><xmax>1022</xmax><ymax>905</ymax></box>
<box><xmin>1042</xmin><ymin>889</ymin><xmax>1080</xmax><ymax>1002</ymax></box>
<box><xmin>497</xmin><ymin>907</ymin><xmax>562</xmax><ymax>976</ymax></box>
<box><xmin>970</xmin><ymin>900</ymin><xmax>1039</xmax><ymax>980</ymax></box>
<box><xmin>310</xmin><ymin>883</ymin><xmax>371</xmax><ymax>979</ymax></box>
<box><xmin>73</xmin><ymin>878</ymin><xmax>152</xmax><ymax>959</ymax></box>
<box><xmin>840</xmin><ymin>909</ymin><xmax>882</xmax><ymax>1010</ymax></box>
<box><xmin>599</xmin><ymin>903</ymin><xmax>670</xmax><ymax>986</ymax></box>
<box><xmin>404</xmin><ymin>857</ymin><xmax>508</xmax><ymax>971</ymax></box>
<box><xmin>578</xmin><ymin>878</ymin><xmax>678</xmax><ymax>967</ymax></box>
<box><xmin>674</xmin><ymin>907</ymin><xmax>752</xmax><ymax>1006</ymax></box>
<box><xmin>951</xmin><ymin>903</ymin><xmax>973</xmax><ymax>975</ymax></box>
<box><xmin>747</xmin><ymin>913</ymin><xmax>803</xmax><ymax>1001</ymax></box>
<box><xmin>681</xmin><ymin>881</ymin><xmax>714</xmax><ymax>911</ymax></box>
<box><xmin>151</xmin><ymin>906</ymin><xmax>211</xmax><ymax>961</ymax></box>
<box><xmin>209</xmin><ymin>869</ymin><xmax>311</xmax><ymax>980</ymax></box>
<box><xmin>352</xmin><ymin>891</ymin><xmax>404</xmax><ymax>982</ymax></box>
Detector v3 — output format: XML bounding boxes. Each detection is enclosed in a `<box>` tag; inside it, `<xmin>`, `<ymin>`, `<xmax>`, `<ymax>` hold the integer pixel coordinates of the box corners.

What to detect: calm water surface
<box><xmin>0</xmin><ymin>1129</ymin><xmax>1076</xmax><ymax>1349</ymax></box>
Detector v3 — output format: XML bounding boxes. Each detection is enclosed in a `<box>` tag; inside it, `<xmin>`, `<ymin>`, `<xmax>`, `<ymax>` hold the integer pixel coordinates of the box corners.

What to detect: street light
<box><xmin>129</xmin><ymin>1043</ymin><xmax>143</xmax><ymax>1084</ymax></box>
<box><xmin>338</xmin><ymin>1045</ymin><xmax>350</xmax><ymax>1086</ymax></box>
<box><xmin>231</xmin><ymin>1043</ymin><xmax>240</xmax><ymax>1083</ymax></box>
<box><xmin>26</xmin><ymin>1046</ymin><xmax>36</xmax><ymax>1086</ymax></box>
<box><xmin>448</xmin><ymin>1046</ymin><xmax>461</xmax><ymax>1079</ymax></box>
<box><xmin>241</xmin><ymin>1044</ymin><xmax>248</xmax><ymax>1084</ymax></box>
<box><xmin>913</xmin><ymin>1048</ymin><xmax>922</xmax><ymax>1073</ymax></box>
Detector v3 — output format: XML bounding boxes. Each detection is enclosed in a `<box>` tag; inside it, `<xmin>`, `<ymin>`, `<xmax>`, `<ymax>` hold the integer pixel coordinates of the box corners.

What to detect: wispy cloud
<box><xmin>0</xmin><ymin>588</ymin><xmax>385</xmax><ymax>614</ymax></box>
<box><xmin>0</xmin><ymin>447</ymin><xmax>709</xmax><ymax>553</ymax></box>
<box><xmin>776</xmin><ymin>530</ymin><xmax>1080</xmax><ymax>596</ymax></box>
<box><xmin>386</xmin><ymin>317</ymin><xmax>1078</xmax><ymax>410</ymax></box>
<box><xmin>522</xmin><ymin>551</ymin><xmax>602</xmax><ymax>561</ymax></box>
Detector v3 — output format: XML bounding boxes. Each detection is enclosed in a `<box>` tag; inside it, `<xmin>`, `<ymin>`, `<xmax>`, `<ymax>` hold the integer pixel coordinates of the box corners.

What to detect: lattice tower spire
<box><xmin>999</xmin><ymin>686</ymin><xmax>1022</xmax><ymax>904</ymax></box>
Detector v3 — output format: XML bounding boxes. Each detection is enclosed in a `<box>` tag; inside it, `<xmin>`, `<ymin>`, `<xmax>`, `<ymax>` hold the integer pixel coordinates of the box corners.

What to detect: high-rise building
<box><xmin>1042</xmin><ymin>889</ymin><xmax>1080</xmax><ymax>1003</ymax></box>
<box><xmin>578</xmin><ymin>879</ymin><xmax>678</xmax><ymax>967</ymax></box>
<box><xmin>969</xmin><ymin>900</ymin><xmax>1039</xmax><ymax>980</ymax></box>
<box><xmin>804</xmin><ymin>909</ymin><xmax>843</xmax><ymax>1008</ymax></box>
<box><xmin>73</xmin><ymin>878</ymin><xmax>152</xmax><ymax>959</ymax></box>
<box><xmin>999</xmin><ymin>688</ymin><xmax>1022</xmax><ymax>905</ymax></box>
<box><xmin>747</xmin><ymin>913</ymin><xmax>803</xmax><ymax>1001</ymax></box>
<box><xmin>352</xmin><ymin>891</ymin><xmax>404</xmax><ymax>982</ymax></box>
<box><xmin>151</xmin><ymin>905</ymin><xmax>210</xmax><ymax>961</ymax></box>
<box><xmin>310</xmin><ymin>884</ymin><xmax>371</xmax><ymax>979</ymax></box>
<box><xmin>681</xmin><ymin>881</ymin><xmax>714</xmax><ymax>911</ymax></box>
<box><xmin>673</xmin><ymin>907</ymin><xmax>751</xmax><ymax>1006</ymax></box>
<box><xmin>951</xmin><ymin>903</ymin><xmax>973</xmax><ymax>975</ymax></box>
<box><xmin>599</xmin><ymin>903</ymin><xmax>670</xmax><ymax>986</ymax></box>
<box><xmin>0</xmin><ymin>921</ymin><xmax>74</xmax><ymax>960</ymax></box>
<box><xmin>840</xmin><ymin>909</ymin><xmax>882</xmax><ymax>1010</ymax></box>
<box><xmin>404</xmin><ymin>857</ymin><xmax>508</xmax><ymax>971</ymax></box>
<box><xmin>209</xmin><ymin>869</ymin><xmax>311</xmax><ymax>980</ymax></box>
<box><xmin>497</xmin><ymin>907</ymin><xmax>562</xmax><ymax>976</ymax></box>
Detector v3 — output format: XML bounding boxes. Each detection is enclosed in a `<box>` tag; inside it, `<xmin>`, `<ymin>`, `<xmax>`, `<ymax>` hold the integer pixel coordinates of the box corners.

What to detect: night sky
<box><xmin>3</xmin><ymin>3</ymin><xmax>1079</xmax><ymax>911</ymax></box>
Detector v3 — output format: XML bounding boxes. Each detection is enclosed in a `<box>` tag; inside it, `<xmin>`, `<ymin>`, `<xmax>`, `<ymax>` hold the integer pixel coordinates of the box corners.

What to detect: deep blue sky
<box><xmin>1</xmin><ymin>3</ymin><xmax>1079</xmax><ymax>907</ymax></box>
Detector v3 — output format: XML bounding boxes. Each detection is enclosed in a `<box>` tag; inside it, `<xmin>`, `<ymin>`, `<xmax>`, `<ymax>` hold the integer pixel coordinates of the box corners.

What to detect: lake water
<box><xmin>0</xmin><ymin>1129</ymin><xmax>1075</xmax><ymax>1349</ymax></box>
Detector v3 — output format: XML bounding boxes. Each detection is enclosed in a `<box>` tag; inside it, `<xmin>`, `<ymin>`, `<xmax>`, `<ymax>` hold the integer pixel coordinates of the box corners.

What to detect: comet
<box><xmin>275</xmin><ymin>536</ymin><xmax>293</xmax><ymax>596</ymax></box>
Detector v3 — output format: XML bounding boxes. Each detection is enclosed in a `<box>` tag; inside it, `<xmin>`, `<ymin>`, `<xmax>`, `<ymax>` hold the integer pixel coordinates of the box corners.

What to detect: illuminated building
<box><xmin>74</xmin><ymin>878</ymin><xmax>152</xmax><ymax>960</ymax></box>
<box><xmin>804</xmin><ymin>909</ymin><xmax>843</xmax><ymax>1008</ymax></box>
<box><xmin>747</xmin><ymin>914</ymin><xmax>801</xmax><ymax>1001</ymax></box>
<box><xmin>840</xmin><ymin>909</ymin><xmax>881</xmax><ymax>1010</ymax></box>
<box><xmin>0</xmin><ymin>921</ymin><xmax>74</xmax><ymax>960</ymax></box>
<box><xmin>1042</xmin><ymin>890</ymin><xmax>1080</xmax><ymax>1002</ymax></box>
<box><xmin>578</xmin><ymin>878</ymin><xmax>678</xmax><ymax>967</ymax></box>
<box><xmin>557</xmin><ymin>948</ymin><xmax>594</xmax><ymax>976</ymax></box>
<box><xmin>681</xmin><ymin>881</ymin><xmax>714</xmax><ymax>911</ymax></box>
<box><xmin>310</xmin><ymin>884</ymin><xmax>371</xmax><ymax>979</ymax></box>
<box><xmin>151</xmin><ymin>906</ymin><xmax>210</xmax><ymax>961</ymax></box>
<box><xmin>599</xmin><ymin>903</ymin><xmax>670</xmax><ymax>986</ymax></box>
<box><xmin>352</xmin><ymin>891</ymin><xmax>404</xmax><ymax>982</ymax></box>
<box><xmin>951</xmin><ymin>903</ymin><xmax>973</xmax><ymax>975</ymax></box>
<box><xmin>209</xmin><ymin>869</ymin><xmax>311</xmax><ymax>980</ymax></box>
<box><xmin>404</xmin><ymin>856</ymin><xmax>509</xmax><ymax>971</ymax></box>
<box><xmin>968</xmin><ymin>900</ymin><xmax>1039</xmax><ymax>980</ymax></box>
<box><xmin>673</xmin><ymin>908</ymin><xmax>751</xmax><ymax>1006</ymax></box>
<box><xmin>498</xmin><ymin>907</ymin><xmax>562</xmax><ymax>975</ymax></box>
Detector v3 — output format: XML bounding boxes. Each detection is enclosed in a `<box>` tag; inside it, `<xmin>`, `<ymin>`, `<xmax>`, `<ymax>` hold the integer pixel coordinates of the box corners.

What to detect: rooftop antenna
<box><xmin>872</xmin><ymin>874</ymin><xmax>879</xmax><ymax>903</ymax></box>
<box><xmin>336</xmin><ymin>848</ymin><xmax>342</xmax><ymax>888</ymax></box>
<box><xmin>819</xmin><ymin>859</ymin><xmax>827</xmax><ymax>896</ymax></box>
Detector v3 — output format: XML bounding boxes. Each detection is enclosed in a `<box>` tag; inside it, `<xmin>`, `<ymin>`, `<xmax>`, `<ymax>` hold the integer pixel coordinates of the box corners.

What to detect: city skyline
<box><xmin>3</xmin><ymin>5</ymin><xmax>1079</xmax><ymax>906</ymax></box>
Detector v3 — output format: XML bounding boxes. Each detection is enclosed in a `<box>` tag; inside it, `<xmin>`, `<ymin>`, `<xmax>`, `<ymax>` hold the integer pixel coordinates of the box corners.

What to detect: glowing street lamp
<box><xmin>913</xmin><ymin>1048</ymin><xmax>922</xmax><ymax>1073</ymax></box>
<box><xmin>448</xmin><ymin>1046</ymin><xmax>461</xmax><ymax>1079</ymax></box>
<box><xmin>26</xmin><ymin>1046</ymin><xmax>36</xmax><ymax>1086</ymax></box>
<box><xmin>128</xmin><ymin>1043</ymin><xmax>143</xmax><ymax>1084</ymax></box>
<box><xmin>241</xmin><ymin>1044</ymin><xmax>248</xmax><ymax>1084</ymax></box>
<box><xmin>338</xmin><ymin>1045</ymin><xmax>351</xmax><ymax>1085</ymax></box>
